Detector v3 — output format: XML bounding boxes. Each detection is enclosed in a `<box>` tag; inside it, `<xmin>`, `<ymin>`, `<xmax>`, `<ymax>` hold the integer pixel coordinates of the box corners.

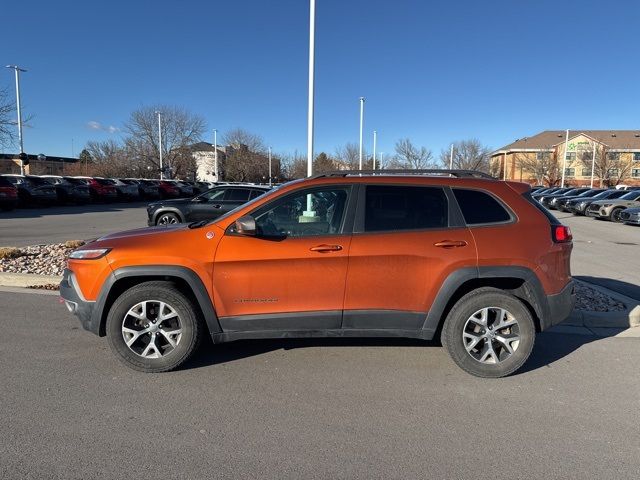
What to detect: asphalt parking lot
<box><xmin>1</xmin><ymin>290</ymin><xmax>639</xmax><ymax>479</ymax></box>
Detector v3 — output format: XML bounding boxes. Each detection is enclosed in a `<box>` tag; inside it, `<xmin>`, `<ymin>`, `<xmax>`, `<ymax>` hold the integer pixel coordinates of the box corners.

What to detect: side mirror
<box><xmin>235</xmin><ymin>215</ymin><xmax>256</xmax><ymax>236</ymax></box>
<box><xmin>192</xmin><ymin>196</ymin><xmax>205</xmax><ymax>202</ymax></box>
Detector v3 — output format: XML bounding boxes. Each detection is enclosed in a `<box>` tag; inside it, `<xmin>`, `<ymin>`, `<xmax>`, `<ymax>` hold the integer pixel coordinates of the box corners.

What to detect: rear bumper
<box><xmin>543</xmin><ymin>281</ymin><xmax>576</xmax><ymax>330</ymax></box>
<box><xmin>59</xmin><ymin>269</ymin><xmax>100</xmax><ymax>335</ymax></box>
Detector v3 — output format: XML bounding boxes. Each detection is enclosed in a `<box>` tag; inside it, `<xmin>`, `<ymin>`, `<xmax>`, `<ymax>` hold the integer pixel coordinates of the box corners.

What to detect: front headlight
<box><xmin>68</xmin><ymin>248</ymin><xmax>111</xmax><ymax>260</ymax></box>
<box><xmin>601</xmin><ymin>203</ymin><xmax>612</xmax><ymax>208</ymax></box>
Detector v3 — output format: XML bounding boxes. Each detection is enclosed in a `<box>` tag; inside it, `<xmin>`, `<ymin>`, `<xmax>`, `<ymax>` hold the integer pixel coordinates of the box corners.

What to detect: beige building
<box><xmin>491</xmin><ymin>130</ymin><xmax>640</xmax><ymax>186</ymax></box>
<box><xmin>0</xmin><ymin>154</ymin><xmax>78</xmax><ymax>175</ymax></box>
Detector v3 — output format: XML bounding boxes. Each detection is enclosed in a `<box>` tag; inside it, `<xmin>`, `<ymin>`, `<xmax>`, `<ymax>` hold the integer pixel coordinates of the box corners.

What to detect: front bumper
<box><xmin>543</xmin><ymin>281</ymin><xmax>576</xmax><ymax>330</ymax></box>
<box><xmin>59</xmin><ymin>269</ymin><xmax>99</xmax><ymax>335</ymax></box>
<box><xmin>621</xmin><ymin>211</ymin><xmax>640</xmax><ymax>225</ymax></box>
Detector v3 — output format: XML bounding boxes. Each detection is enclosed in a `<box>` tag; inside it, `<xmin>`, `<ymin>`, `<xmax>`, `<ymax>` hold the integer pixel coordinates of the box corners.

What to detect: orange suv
<box><xmin>60</xmin><ymin>170</ymin><xmax>575</xmax><ymax>377</ymax></box>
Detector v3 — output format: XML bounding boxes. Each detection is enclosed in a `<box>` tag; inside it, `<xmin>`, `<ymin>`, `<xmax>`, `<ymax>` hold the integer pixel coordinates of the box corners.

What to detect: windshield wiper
<box><xmin>187</xmin><ymin>220</ymin><xmax>208</xmax><ymax>229</ymax></box>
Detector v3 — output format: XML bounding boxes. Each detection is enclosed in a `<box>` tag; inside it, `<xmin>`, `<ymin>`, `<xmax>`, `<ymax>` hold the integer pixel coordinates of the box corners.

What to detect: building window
<box><xmin>565</xmin><ymin>152</ymin><xmax>576</xmax><ymax>161</ymax></box>
<box><xmin>632</xmin><ymin>168</ymin><xmax>640</xmax><ymax>178</ymax></box>
<box><xmin>581</xmin><ymin>168</ymin><xmax>592</xmax><ymax>177</ymax></box>
<box><xmin>634</xmin><ymin>152</ymin><xmax>640</xmax><ymax>162</ymax></box>
<box><xmin>607</xmin><ymin>152</ymin><xmax>620</xmax><ymax>161</ymax></box>
<box><xmin>565</xmin><ymin>168</ymin><xmax>575</xmax><ymax>178</ymax></box>
<box><xmin>536</xmin><ymin>152</ymin><xmax>551</xmax><ymax>161</ymax></box>
<box><xmin>607</xmin><ymin>168</ymin><xmax>619</xmax><ymax>177</ymax></box>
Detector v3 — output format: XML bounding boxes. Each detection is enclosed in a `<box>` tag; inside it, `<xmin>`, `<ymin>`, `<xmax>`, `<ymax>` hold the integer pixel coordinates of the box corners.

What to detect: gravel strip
<box><xmin>0</xmin><ymin>242</ymin><xmax>83</xmax><ymax>276</ymax></box>
<box><xmin>0</xmin><ymin>243</ymin><xmax>629</xmax><ymax>313</ymax></box>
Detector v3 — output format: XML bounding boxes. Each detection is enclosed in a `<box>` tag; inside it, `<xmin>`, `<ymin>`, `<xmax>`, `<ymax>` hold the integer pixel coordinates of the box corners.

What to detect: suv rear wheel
<box><xmin>442</xmin><ymin>287</ymin><xmax>535</xmax><ymax>378</ymax></box>
<box><xmin>106</xmin><ymin>281</ymin><xmax>203</xmax><ymax>372</ymax></box>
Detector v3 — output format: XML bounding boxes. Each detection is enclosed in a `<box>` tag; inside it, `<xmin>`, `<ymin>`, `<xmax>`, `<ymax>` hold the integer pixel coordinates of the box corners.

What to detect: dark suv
<box><xmin>2</xmin><ymin>174</ymin><xmax>57</xmax><ymax>206</ymax></box>
<box><xmin>147</xmin><ymin>184</ymin><xmax>270</xmax><ymax>225</ymax></box>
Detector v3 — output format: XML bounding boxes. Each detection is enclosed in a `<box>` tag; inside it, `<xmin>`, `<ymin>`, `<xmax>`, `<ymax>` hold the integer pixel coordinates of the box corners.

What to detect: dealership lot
<box><xmin>1</xmin><ymin>290</ymin><xmax>639</xmax><ymax>479</ymax></box>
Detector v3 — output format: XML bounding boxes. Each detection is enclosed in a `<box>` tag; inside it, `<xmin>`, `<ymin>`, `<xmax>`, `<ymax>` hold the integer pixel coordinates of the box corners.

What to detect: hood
<box><xmin>149</xmin><ymin>198</ymin><xmax>194</xmax><ymax>206</ymax></box>
<box><xmin>590</xmin><ymin>199</ymin><xmax>638</xmax><ymax>207</ymax></box>
<box><xmin>96</xmin><ymin>224</ymin><xmax>187</xmax><ymax>242</ymax></box>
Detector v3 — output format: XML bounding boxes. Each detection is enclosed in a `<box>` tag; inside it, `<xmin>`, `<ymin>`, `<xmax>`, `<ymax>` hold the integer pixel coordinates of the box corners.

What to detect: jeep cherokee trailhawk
<box><xmin>60</xmin><ymin>170</ymin><xmax>575</xmax><ymax>378</ymax></box>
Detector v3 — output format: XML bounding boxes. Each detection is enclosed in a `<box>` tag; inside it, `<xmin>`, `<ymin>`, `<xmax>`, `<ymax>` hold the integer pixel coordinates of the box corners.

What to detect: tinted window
<box><xmin>453</xmin><ymin>189</ymin><xmax>511</xmax><ymax>225</ymax></box>
<box><xmin>225</xmin><ymin>189</ymin><xmax>250</xmax><ymax>202</ymax></box>
<box><xmin>201</xmin><ymin>189</ymin><xmax>226</xmax><ymax>201</ymax></box>
<box><xmin>249</xmin><ymin>189</ymin><xmax>266</xmax><ymax>200</ymax></box>
<box><xmin>364</xmin><ymin>186</ymin><xmax>448</xmax><ymax>232</ymax></box>
<box><xmin>0</xmin><ymin>177</ymin><xmax>14</xmax><ymax>187</ymax></box>
<box><xmin>254</xmin><ymin>187</ymin><xmax>349</xmax><ymax>237</ymax></box>
<box><xmin>620</xmin><ymin>191</ymin><xmax>640</xmax><ymax>200</ymax></box>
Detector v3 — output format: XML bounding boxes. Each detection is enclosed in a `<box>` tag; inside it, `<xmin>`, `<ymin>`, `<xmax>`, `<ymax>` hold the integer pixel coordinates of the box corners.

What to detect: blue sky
<box><xmin>3</xmin><ymin>0</ymin><xmax>640</xmax><ymax>160</ymax></box>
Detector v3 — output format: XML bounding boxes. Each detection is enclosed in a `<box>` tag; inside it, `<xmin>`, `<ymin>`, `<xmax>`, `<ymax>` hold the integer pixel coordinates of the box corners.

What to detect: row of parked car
<box><xmin>531</xmin><ymin>185</ymin><xmax>640</xmax><ymax>226</ymax></box>
<box><xmin>0</xmin><ymin>174</ymin><xmax>220</xmax><ymax>211</ymax></box>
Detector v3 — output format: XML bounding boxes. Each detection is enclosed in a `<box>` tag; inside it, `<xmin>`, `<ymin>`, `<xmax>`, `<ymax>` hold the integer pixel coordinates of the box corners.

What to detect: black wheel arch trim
<box><xmin>152</xmin><ymin>208</ymin><xmax>185</xmax><ymax>224</ymax></box>
<box><xmin>91</xmin><ymin>265</ymin><xmax>221</xmax><ymax>337</ymax></box>
<box><xmin>421</xmin><ymin>266</ymin><xmax>557</xmax><ymax>335</ymax></box>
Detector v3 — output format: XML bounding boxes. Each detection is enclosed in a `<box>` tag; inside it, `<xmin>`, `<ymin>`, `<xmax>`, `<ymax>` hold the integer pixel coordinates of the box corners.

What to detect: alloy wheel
<box><xmin>158</xmin><ymin>214</ymin><xmax>178</xmax><ymax>225</ymax></box>
<box><xmin>462</xmin><ymin>307</ymin><xmax>520</xmax><ymax>364</ymax></box>
<box><xmin>122</xmin><ymin>300</ymin><xmax>182</xmax><ymax>358</ymax></box>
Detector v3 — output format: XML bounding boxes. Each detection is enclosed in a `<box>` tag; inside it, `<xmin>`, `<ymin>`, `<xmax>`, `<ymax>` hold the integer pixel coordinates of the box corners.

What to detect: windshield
<box><xmin>577</xmin><ymin>189</ymin><xmax>602</xmax><ymax>197</ymax></box>
<box><xmin>620</xmin><ymin>190</ymin><xmax>640</xmax><ymax>200</ymax></box>
<box><xmin>211</xmin><ymin>186</ymin><xmax>281</xmax><ymax>225</ymax></box>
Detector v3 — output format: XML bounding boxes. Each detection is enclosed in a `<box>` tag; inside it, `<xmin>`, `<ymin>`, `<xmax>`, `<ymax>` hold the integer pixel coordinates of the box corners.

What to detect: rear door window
<box><xmin>453</xmin><ymin>189</ymin><xmax>512</xmax><ymax>225</ymax></box>
<box><xmin>225</xmin><ymin>189</ymin><xmax>251</xmax><ymax>202</ymax></box>
<box><xmin>363</xmin><ymin>185</ymin><xmax>448</xmax><ymax>232</ymax></box>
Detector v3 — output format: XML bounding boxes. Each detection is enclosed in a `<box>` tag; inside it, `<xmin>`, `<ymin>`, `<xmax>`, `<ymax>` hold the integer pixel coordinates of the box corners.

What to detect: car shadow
<box><xmin>575</xmin><ymin>276</ymin><xmax>640</xmax><ymax>301</ymax></box>
<box><xmin>0</xmin><ymin>201</ymin><xmax>152</xmax><ymax>219</ymax></box>
<box><xmin>183</xmin><ymin>332</ymin><xmax>600</xmax><ymax>375</ymax></box>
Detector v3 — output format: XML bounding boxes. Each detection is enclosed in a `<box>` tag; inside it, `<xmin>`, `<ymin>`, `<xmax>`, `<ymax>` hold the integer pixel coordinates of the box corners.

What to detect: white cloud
<box><xmin>87</xmin><ymin>120</ymin><xmax>119</xmax><ymax>133</ymax></box>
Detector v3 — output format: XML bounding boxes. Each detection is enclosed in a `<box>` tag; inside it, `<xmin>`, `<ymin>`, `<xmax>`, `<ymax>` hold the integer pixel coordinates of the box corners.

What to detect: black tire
<box><xmin>610</xmin><ymin>207</ymin><xmax>624</xmax><ymax>223</ymax></box>
<box><xmin>155</xmin><ymin>211</ymin><xmax>181</xmax><ymax>226</ymax></box>
<box><xmin>441</xmin><ymin>287</ymin><xmax>535</xmax><ymax>378</ymax></box>
<box><xmin>106</xmin><ymin>281</ymin><xmax>203</xmax><ymax>373</ymax></box>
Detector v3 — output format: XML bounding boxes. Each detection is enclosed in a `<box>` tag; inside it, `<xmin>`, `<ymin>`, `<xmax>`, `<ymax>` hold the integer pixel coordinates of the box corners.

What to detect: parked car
<box><xmin>153</xmin><ymin>180</ymin><xmax>181</xmax><ymax>199</ymax></box>
<box><xmin>105</xmin><ymin>178</ymin><xmax>140</xmax><ymax>201</ymax></box>
<box><xmin>555</xmin><ymin>189</ymin><xmax>606</xmax><ymax>212</ymax></box>
<box><xmin>535</xmin><ymin>187</ymin><xmax>574</xmax><ymax>204</ymax></box>
<box><xmin>531</xmin><ymin>187</ymin><xmax>562</xmax><ymax>199</ymax></box>
<box><xmin>585</xmin><ymin>190</ymin><xmax>640</xmax><ymax>222</ymax></box>
<box><xmin>40</xmin><ymin>175</ymin><xmax>91</xmax><ymax>204</ymax></box>
<box><xmin>0</xmin><ymin>176</ymin><xmax>18</xmax><ymax>211</ymax></box>
<box><xmin>565</xmin><ymin>189</ymin><xmax>627</xmax><ymax>215</ymax></box>
<box><xmin>125</xmin><ymin>179</ymin><xmax>161</xmax><ymax>200</ymax></box>
<box><xmin>67</xmin><ymin>176</ymin><xmax>118</xmax><ymax>203</ymax></box>
<box><xmin>168</xmin><ymin>180</ymin><xmax>194</xmax><ymax>198</ymax></box>
<box><xmin>1</xmin><ymin>174</ymin><xmax>57</xmax><ymax>206</ymax></box>
<box><xmin>147</xmin><ymin>184</ymin><xmax>270</xmax><ymax>225</ymax></box>
<box><xmin>61</xmin><ymin>169</ymin><xmax>575</xmax><ymax>378</ymax></box>
<box><xmin>541</xmin><ymin>187</ymin><xmax>592</xmax><ymax>210</ymax></box>
<box><xmin>619</xmin><ymin>206</ymin><xmax>640</xmax><ymax>225</ymax></box>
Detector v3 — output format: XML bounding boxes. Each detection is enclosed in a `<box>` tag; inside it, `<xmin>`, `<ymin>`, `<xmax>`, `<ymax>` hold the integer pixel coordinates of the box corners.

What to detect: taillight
<box><xmin>552</xmin><ymin>225</ymin><xmax>572</xmax><ymax>243</ymax></box>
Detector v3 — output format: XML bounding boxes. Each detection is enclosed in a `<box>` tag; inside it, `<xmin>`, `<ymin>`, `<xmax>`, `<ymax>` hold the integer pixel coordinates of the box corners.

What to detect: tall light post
<box><xmin>307</xmin><ymin>0</ymin><xmax>315</xmax><ymax>178</ymax></box>
<box><xmin>561</xmin><ymin>129</ymin><xmax>569</xmax><ymax>187</ymax></box>
<box><xmin>155</xmin><ymin>111</ymin><xmax>163</xmax><ymax>179</ymax></box>
<box><xmin>213</xmin><ymin>129</ymin><xmax>218</xmax><ymax>180</ymax></box>
<box><xmin>358</xmin><ymin>97</ymin><xmax>365</xmax><ymax>170</ymax></box>
<box><xmin>590</xmin><ymin>142</ymin><xmax>597</xmax><ymax>188</ymax></box>
<box><xmin>6</xmin><ymin>65</ymin><xmax>27</xmax><ymax>175</ymax></box>
<box><xmin>372</xmin><ymin>130</ymin><xmax>377</xmax><ymax>170</ymax></box>
<box><xmin>268</xmin><ymin>146</ymin><xmax>272</xmax><ymax>186</ymax></box>
<box><xmin>449</xmin><ymin>143</ymin><xmax>454</xmax><ymax>169</ymax></box>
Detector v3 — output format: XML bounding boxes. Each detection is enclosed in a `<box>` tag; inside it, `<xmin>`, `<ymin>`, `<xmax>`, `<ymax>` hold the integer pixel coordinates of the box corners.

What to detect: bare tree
<box><xmin>0</xmin><ymin>87</ymin><xmax>15</xmax><ymax>149</ymax></box>
<box><xmin>390</xmin><ymin>138</ymin><xmax>435</xmax><ymax>169</ymax></box>
<box><xmin>516</xmin><ymin>147</ymin><xmax>560</xmax><ymax>186</ymax></box>
<box><xmin>220</xmin><ymin>128</ymin><xmax>272</xmax><ymax>182</ymax></box>
<box><xmin>440</xmin><ymin>139</ymin><xmax>491</xmax><ymax>172</ymax></box>
<box><xmin>579</xmin><ymin>141</ymin><xmax>633</xmax><ymax>187</ymax></box>
<box><xmin>123</xmin><ymin>105</ymin><xmax>206</xmax><ymax>179</ymax></box>
<box><xmin>334</xmin><ymin>143</ymin><xmax>362</xmax><ymax>169</ymax></box>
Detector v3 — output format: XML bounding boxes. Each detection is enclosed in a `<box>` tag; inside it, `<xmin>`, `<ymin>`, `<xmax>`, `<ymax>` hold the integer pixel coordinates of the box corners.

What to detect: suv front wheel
<box><xmin>106</xmin><ymin>281</ymin><xmax>203</xmax><ymax>372</ymax></box>
<box><xmin>442</xmin><ymin>287</ymin><xmax>535</xmax><ymax>378</ymax></box>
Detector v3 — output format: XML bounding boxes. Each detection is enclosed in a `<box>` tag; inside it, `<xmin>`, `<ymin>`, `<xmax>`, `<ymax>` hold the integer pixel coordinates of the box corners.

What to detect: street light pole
<box><xmin>268</xmin><ymin>146</ymin><xmax>272</xmax><ymax>186</ymax></box>
<box><xmin>213</xmin><ymin>129</ymin><xmax>218</xmax><ymax>181</ymax></box>
<box><xmin>590</xmin><ymin>142</ymin><xmax>596</xmax><ymax>188</ymax></box>
<box><xmin>6</xmin><ymin>65</ymin><xmax>27</xmax><ymax>175</ymax></box>
<box><xmin>372</xmin><ymin>130</ymin><xmax>377</xmax><ymax>170</ymax></box>
<box><xmin>359</xmin><ymin>97</ymin><xmax>365</xmax><ymax>170</ymax></box>
<box><xmin>561</xmin><ymin>129</ymin><xmax>569</xmax><ymax>187</ymax></box>
<box><xmin>449</xmin><ymin>143</ymin><xmax>454</xmax><ymax>169</ymax></box>
<box><xmin>307</xmin><ymin>0</ymin><xmax>315</xmax><ymax>178</ymax></box>
<box><xmin>155</xmin><ymin>111</ymin><xmax>163</xmax><ymax>179</ymax></box>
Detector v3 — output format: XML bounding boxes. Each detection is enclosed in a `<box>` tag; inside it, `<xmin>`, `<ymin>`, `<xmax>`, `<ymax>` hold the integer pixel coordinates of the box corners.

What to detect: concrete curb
<box><xmin>563</xmin><ymin>279</ymin><xmax>640</xmax><ymax>329</ymax></box>
<box><xmin>0</xmin><ymin>272</ymin><xmax>62</xmax><ymax>288</ymax></box>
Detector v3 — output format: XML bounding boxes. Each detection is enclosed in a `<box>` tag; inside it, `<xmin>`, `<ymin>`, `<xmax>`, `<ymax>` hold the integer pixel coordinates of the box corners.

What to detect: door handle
<box><xmin>212</xmin><ymin>204</ymin><xmax>222</xmax><ymax>209</ymax></box>
<box><xmin>434</xmin><ymin>240</ymin><xmax>468</xmax><ymax>248</ymax></box>
<box><xmin>310</xmin><ymin>244</ymin><xmax>343</xmax><ymax>253</ymax></box>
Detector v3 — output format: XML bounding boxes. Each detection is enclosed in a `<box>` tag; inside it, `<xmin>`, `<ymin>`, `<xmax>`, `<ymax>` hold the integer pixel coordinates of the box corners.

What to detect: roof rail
<box><xmin>309</xmin><ymin>169</ymin><xmax>496</xmax><ymax>180</ymax></box>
